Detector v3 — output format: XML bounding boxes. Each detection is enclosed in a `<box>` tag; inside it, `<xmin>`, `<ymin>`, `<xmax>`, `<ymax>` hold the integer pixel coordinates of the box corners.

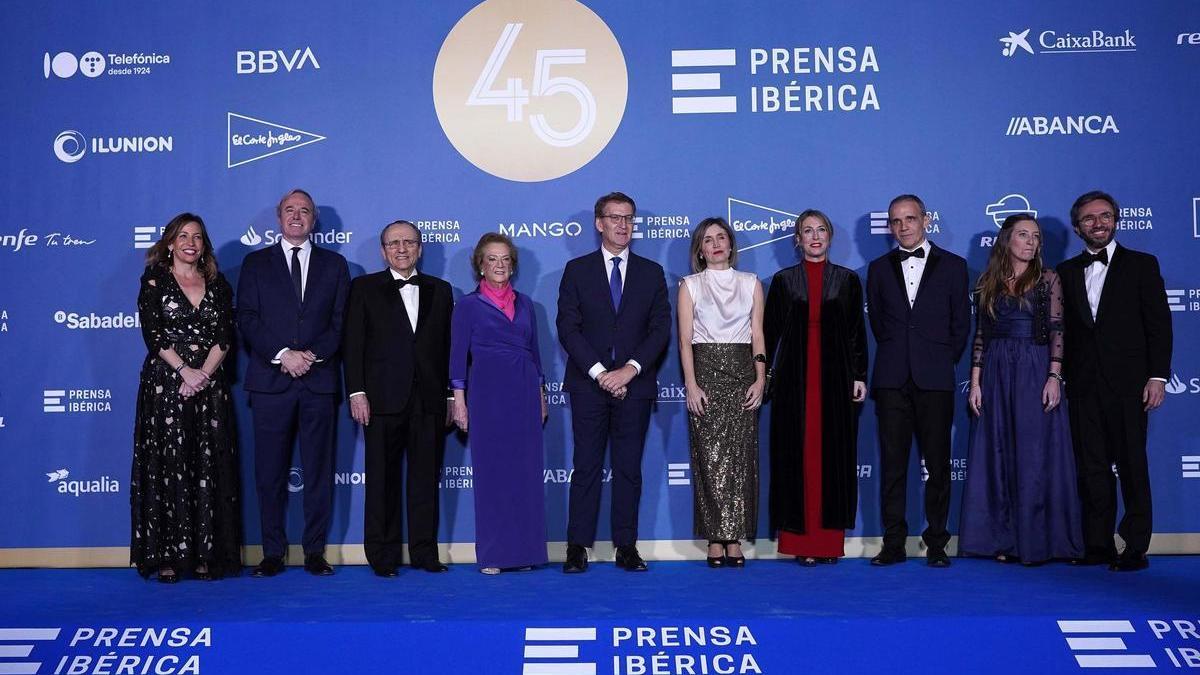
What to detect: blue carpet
<box><xmin>1</xmin><ymin>557</ymin><xmax>1196</xmax><ymax>673</ymax></box>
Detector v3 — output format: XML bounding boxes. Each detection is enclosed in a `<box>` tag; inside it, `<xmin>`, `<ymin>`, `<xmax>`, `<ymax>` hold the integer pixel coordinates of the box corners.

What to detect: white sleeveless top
<box><xmin>682</xmin><ymin>268</ymin><xmax>758</xmax><ymax>344</ymax></box>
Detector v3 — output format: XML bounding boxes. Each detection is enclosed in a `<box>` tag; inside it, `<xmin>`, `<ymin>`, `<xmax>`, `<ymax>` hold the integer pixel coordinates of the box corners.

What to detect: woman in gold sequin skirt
<box><xmin>677</xmin><ymin>217</ymin><xmax>766</xmax><ymax>567</ymax></box>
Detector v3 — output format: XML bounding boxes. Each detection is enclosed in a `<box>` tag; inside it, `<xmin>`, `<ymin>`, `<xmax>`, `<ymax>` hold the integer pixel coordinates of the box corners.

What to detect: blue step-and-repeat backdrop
<box><xmin>2</xmin><ymin>0</ymin><xmax>1198</xmax><ymax>558</ymax></box>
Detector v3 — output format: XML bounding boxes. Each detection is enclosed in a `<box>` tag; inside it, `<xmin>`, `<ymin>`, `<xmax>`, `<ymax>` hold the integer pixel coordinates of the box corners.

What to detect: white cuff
<box><xmin>626</xmin><ymin>359</ymin><xmax>642</xmax><ymax>375</ymax></box>
<box><xmin>588</xmin><ymin>363</ymin><xmax>605</xmax><ymax>380</ymax></box>
<box><xmin>1150</xmin><ymin>377</ymin><xmax>1168</xmax><ymax>383</ymax></box>
<box><xmin>271</xmin><ymin>347</ymin><xmax>288</xmax><ymax>364</ymax></box>
<box><xmin>349</xmin><ymin>392</ymin><xmax>366</xmax><ymax>399</ymax></box>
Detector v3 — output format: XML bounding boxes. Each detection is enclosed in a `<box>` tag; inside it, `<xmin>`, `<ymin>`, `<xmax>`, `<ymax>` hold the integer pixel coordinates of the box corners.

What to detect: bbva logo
<box><xmin>236</xmin><ymin>47</ymin><xmax>320</xmax><ymax>74</ymax></box>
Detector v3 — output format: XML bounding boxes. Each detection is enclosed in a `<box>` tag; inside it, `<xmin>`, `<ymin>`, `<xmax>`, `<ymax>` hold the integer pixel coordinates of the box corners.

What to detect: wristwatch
<box><xmin>753</xmin><ymin>353</ymin><xmax>767</xmax><ymax>363</ymax></box>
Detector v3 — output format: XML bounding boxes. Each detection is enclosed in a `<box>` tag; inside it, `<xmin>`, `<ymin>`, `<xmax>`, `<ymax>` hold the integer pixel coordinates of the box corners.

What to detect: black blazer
<box><xmin>342</xmin><ymin>270</ymin><xmax>454</xmax><ymax>414</ymax></box>
<box><xmin>1057</xmin><ymin>244</ymin><xmax>1172</xmax><ymax>398</ymax></box>
<box><xmin>556</xmin><ymin>250</ymin><xmax>671</xmax><ymax>399</ymax></box>
<box><xmin>865</xmin><ymin>243</ymin><xmax>970</xmax><ymax>392</ymax></box>
<box><xmin>237</xmin><ymin>244</ymin><xmax>350</xmax><ymax>395</ymax></box>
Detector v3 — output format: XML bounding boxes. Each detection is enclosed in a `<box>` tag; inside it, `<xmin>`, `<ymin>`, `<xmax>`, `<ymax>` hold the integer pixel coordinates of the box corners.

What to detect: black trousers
<box><xmin>250</xmin><ymin>384</ymin><xmax>335</xmax><ymax>559</ymax></box>
<box><xmin>363</xmin><ymin>396</ymin><xmax>443</xmax><ymax>569</ymax></box>
<box><xmin>566</xmin><ymin>388</ymin><xmax>653</xmax><ymax>548</ymax></box>
<box><xmin>1068</xmin><ymin>390</ymin><xmax>1152</xmax><ymax>557</ymax></box>
<box><xmin>875</xmin><ymin>380</ymin><xmax>953</xmax><ymax>552</ymax></box>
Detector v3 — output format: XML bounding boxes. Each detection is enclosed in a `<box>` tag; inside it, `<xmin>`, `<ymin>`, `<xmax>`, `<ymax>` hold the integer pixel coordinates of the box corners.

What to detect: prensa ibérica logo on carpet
<box><xmin>0</xmin><ymin>626</ymin><xmax>211</xmax><ymax>674</ymax></box>
<box><xmin>522</xmin><ymin>624</ymin><xmax>762</xmax><ymax>674</ymax></box>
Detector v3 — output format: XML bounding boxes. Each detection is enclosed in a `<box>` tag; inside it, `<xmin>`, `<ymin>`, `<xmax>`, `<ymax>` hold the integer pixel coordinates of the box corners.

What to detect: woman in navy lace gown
<box><xmin>960</xmin><ymin>214</ymin><xmax>1082</xmax><ymax>565</ymax></box>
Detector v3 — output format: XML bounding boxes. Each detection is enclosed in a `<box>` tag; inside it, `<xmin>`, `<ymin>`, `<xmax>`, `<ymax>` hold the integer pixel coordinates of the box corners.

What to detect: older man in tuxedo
<box><xmin>238</xmin><ymin>188</ymin><xmax>350</xmax><ymax>577</ymax></box>
<box><xmin>865</xmin><ymin>194</ymin><xmax>970</xmax><ymax>568</ymax></box>
<box><xmin>342</xmin><ymin>220</ymin><xmax>454</xmax><ymax>576</ymax></box>
<box><xmin>1058</xmin><ymin>190</ymin><xmax>1172</xmax><ymax>572</ymax></box>
<box><xmin>557</xmin><ymin>191</ymin><xmax>671</xmax><ymax>573</ymax></box>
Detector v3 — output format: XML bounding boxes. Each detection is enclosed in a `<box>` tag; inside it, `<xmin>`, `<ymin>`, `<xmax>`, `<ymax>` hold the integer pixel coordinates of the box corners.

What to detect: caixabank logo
<box><xmin>433</xmin><ymin>0</ymin><xmax>628</xmax><ymax>182</ymax></box>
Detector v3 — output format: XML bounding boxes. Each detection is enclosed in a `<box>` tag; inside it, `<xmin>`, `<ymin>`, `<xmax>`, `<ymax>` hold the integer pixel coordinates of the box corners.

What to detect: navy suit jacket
<box><xmin>865</xmin><ymin>243</ymin><xmax>970</xmax><ymax>392</ymax></box>
<box><xmin>237</xmin><ymin>243</ymin><xmax>351</xmax><ymax>395</ymax></box>
<box><xmin>556</xmin><ymin>249</ymin><xmax>671</xmax><ymax>399</ymax></box>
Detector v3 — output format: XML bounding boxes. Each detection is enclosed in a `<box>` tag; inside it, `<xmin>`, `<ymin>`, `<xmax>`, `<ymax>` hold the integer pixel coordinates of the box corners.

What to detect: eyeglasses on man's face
<box><xmin>1078</xmin><ymin>212</ymin><xmax>1115</xmax><ymax>227</ymax></box>
<box><xmin>601</xmin><ymin>213</ymin><xmax>635</xmax><ymax>225</ymax></box>
<box><xmin>384</xmin><ymin>238</ymin><xmax>420</xmax><ymax>250</ymax></box>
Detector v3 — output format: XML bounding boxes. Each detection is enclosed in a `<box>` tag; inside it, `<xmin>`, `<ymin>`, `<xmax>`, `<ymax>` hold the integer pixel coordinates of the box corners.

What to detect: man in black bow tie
<box><xmin>865</xmin><ymin>194</ymin><xmax>970</xmax><ymax>568</ymax></box>
<box><xmin>343</xmin><ymin>220</ymin><xmax>455</xmax><ymax>576</ymax></box>
<box><xmin>1058</xmin><ymin>191</ymin><xmax>1172</xmax><ymax>572</ymax></box>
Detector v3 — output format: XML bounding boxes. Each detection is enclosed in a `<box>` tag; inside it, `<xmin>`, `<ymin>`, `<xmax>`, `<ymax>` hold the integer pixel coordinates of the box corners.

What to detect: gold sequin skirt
<box><xmin>688</xmin><ymin>343</ymin><xmax>759</xmax><ymax>541</ymax></box>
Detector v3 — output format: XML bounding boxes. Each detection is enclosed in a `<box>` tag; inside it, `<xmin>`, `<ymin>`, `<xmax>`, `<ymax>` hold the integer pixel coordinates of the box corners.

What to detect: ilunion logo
<box><xmin>54</xmin><ymin>130</ymin><xmax>87</xmax><ymax>163</ymax></box>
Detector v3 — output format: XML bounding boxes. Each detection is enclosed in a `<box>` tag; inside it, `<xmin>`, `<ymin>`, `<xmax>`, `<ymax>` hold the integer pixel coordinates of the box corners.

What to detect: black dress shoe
<box><xmin>372</xmin><ymin>566</ymin><xmax>398</xmax><ymax>577</ymax></box>
<box><xmin>157</xmin><ymin>567</ymin><xmax>179</xmax><ymax>584</ymax></box>
<box><xmin>1110</xmin><ymin>551</ymin><xmax>1149</xmax><ymax>572</ymax></box>
<box><xmin>706</xmin><ymin>555</ymin><xmax>726</xmax><ymax>568</ymax></box>
<box><xmin>415</xmin><ymin>560</ymin><xmax>449</xmax><ymax>573</ymax></box>
<box><xmin>251</xmin><ymin>556</ymin><xmax>284</xmax><ymax>578</ymax></box>
<box><xmin>927</xmin><ymin>549</ymin><xmax>951</xmax><ymax>568</ymax></box>
<box><xmin>563</xmin><ymin>544</ymin><xmax>588</xmax><ymax>574</ymax></box>
<box><xmin>817</xmin><ymin>557</ymin><xmax>838</xmax><ymax>565</ymax></box>
<box><xmin>304</xmin><ymin>554</ymin><xmax>334</xmax><ymax>576</ymax></box>
<box><xmin>870</xmin><ymin>549</ymin><xmax>907</xmax><ymax>566</ymax></box>
<box><xmin>614</xmin><ymin>545</ymin><xmax>648</xmax><ymax>572</ymax></box>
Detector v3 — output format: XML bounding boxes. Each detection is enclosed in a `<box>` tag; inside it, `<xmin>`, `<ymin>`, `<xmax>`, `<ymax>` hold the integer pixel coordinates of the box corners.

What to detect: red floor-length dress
<box><xmin>778</xmin><ymin>260</ymin><xmax>845</xmax><ymax>557</ymax></box>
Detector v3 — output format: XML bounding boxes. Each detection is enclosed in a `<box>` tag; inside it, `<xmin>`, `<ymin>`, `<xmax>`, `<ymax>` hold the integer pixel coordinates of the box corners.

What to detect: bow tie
<box><xmin>1082</xmin><ymin>249</ymin><xmax>1109</xmax><ymax>266</ymax></box>
<box><xmin>394</xmin><ymin>277</ymin><xmax>418</xmax><ymax>290</ymax></box>
<box><xmin>896</xmin><ymin>247</ymin><xmax>926</xmax><ymax>261</ymax></box>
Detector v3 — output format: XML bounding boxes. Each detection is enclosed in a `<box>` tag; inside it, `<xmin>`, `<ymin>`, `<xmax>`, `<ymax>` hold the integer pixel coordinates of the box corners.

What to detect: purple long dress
<box><xmin>959</xmin><ymin>272</ymin><xmax>1083</xmax><ymax>563</ymax></box>
<box><xmin>449</xmin><ymin>290</ymin><xmax>548</xmax><ymax>569</ymax></box>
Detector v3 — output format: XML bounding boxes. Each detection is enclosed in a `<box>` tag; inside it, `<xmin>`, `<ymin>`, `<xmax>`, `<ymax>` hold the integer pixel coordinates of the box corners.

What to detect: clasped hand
<box><xmin>280</xmin><ymin>349</ymin><xmax>317</xmax><ymax>378</ymax></box>
<box><xmin>177</xmin><ymin>366</ymin><xmax>209</xmax><ymax>399</ymax></box>
<box><xmin>597</xmin><ymin>365</ymin><xmax>634</xmax><ymax>400</ymax></box>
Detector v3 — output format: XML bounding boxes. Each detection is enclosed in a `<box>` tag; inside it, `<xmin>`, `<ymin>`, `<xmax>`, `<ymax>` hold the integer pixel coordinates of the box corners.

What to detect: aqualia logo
<box><xmin>45</xmin><ymin>468</ymin><xmax>120</xmax><ymax>497</ymax></box>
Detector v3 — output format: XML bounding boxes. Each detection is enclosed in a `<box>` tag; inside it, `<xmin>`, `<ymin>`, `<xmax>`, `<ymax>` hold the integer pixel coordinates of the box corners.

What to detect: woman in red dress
<box><xmin>764</xmin><ymin>209</ymin><xmax>868</xmax><ymax>565</ymax></box>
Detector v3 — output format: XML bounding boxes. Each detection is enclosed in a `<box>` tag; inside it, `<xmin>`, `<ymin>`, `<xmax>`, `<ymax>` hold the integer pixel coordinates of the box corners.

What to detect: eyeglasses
<box><xmin>601</xmin><ymin>213</ymin><xmax>635</xmax><ymax>225</ymax></box>
<box><xmin>1078</xmin><ymin>212</ymin><xmax>1115</xmax><ymax>227</ymax></box>
<box><xmin>384</xmin><ymin>238</ymin><xmax>420</xmax><ymax>250</ymax></box>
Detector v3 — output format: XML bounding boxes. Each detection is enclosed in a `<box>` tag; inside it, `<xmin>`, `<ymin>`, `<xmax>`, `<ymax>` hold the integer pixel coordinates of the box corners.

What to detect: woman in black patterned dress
<box><xmin>131</xmin><ymin>213</ymin><xmax>241</xmax><ymax>582</ymax></box>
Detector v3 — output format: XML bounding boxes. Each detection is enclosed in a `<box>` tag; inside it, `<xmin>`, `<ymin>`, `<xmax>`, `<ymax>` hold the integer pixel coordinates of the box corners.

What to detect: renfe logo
<box><xmin>235</xmin><ymin>47</ymin><xmax>320</xmax><ymax>74</ymax></box>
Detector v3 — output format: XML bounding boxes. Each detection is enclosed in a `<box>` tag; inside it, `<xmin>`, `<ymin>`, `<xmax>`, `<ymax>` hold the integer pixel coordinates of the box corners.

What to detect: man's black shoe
<box><xmin>1109</xmin><ymin>551</ymin><xmax>1149</xmax><ymax>572</ymax></box>
<box><xmin>251</xmin><ymin>556</ymin><xmax>285</xmax><ymax>578</ymax></box>
<box><xmin>372</xmin><ymin>566</ymin><xmax>398</xmax><ymax>577</ymax></box>
<box><xmin>614</xmin><ymin>545</ymin><xmax>648</xmax><ymax>572</ymax></box>
<box><xmin>415</xmin><ymin>560</ymin><xmax>449</xmax><ymax>573</ymax></box>
<box><xmin>927</xmin><ymin>549</ymin><xmax>951</xmax><ymax>568</ymax></box>
<box><xmin>870</xmin><ymin>549</ymin><xmax>907</xmax><ymax>566</ymax></box>
<box><xmin>303</xmin><ymin>554</ymin><xmax>334</xmax><ymax>576</ymax></box>
<box><xmin>563</xmin><ymin>544</ymin><xmax>588</xmax><ymax>574</ymax></box>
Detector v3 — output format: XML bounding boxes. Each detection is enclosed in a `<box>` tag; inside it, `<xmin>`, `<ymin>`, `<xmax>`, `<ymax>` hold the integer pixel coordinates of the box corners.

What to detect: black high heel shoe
<box><xmin>725</xmin><ymin>542</ymin><xmax>746</xmax><ymax>568</ymax></box>
<box><xmin>706</xmin><ymin>542</ymin><xmax>726</xmax><ymax>568</ymax></box>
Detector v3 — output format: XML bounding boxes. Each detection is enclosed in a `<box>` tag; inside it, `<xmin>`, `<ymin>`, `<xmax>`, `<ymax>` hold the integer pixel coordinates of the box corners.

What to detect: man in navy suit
<box><xmin>557</xmin><ymin>191</ymin><xmax>670</xmax><ymax>573</ymax></box>
<box><xmin>238</xmin><ymin>188</ymin><xmax>350</xmax><ymax>577</ymax></box>
<box><xmin>865</xmin><ymin>194</ymin><xmax>970</xmax><ymax>568</ymax></box>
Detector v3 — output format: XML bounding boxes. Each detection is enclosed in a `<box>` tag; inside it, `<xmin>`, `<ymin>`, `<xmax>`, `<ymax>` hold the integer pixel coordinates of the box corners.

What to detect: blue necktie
<box><xmin>609</xmin><ymin>256</ymin><xmax>622</xmax><ymax>312</ymax></box>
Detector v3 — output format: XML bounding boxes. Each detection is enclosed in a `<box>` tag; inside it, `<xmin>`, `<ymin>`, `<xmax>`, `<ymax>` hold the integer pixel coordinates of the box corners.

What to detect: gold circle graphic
<box><xmin>433</xmin><ymin>0</ymin><xmax>628</xmax><ymax>182</ymax></box>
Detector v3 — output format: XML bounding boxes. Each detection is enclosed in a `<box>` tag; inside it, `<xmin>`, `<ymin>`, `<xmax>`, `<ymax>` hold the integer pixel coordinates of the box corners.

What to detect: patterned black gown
<box><xmin>131</xmin><ymin>265</ymin><xmax>242</xmax><ymax>577</ymax></box>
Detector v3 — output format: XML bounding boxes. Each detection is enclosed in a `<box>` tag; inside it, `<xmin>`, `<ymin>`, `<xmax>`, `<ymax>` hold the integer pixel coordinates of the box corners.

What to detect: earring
<box><xmin>168</xmin><ymin>248</ymin><xmax>173</xmax><ymax>257</ymax></box>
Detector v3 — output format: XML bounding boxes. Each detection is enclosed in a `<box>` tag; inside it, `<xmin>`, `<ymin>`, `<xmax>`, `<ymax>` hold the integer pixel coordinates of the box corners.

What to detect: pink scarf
<box><xmin>479</xmin><ymin>281</ymin><xmax>516</xmax><ymax>321</ymax></box>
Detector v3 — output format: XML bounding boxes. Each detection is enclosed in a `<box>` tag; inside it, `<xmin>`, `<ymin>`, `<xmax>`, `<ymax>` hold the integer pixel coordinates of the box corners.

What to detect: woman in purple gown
<box><xmin>960</xmin><ymin>213</ymin><xmax>1083</xmax><ymax>565</ymax></box>
<box><xmin>450</xmin><ymin>233</ymin><xmax>549</xmax><ymax>574</ymax></box>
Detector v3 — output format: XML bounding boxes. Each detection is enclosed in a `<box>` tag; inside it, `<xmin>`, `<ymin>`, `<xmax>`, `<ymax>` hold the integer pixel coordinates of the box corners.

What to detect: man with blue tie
<box><xmin>557</xmin><ymin>192</ymin><xmax>671</xmax><ymax>573</ymax></box>
<box><xmin>865</xmin><ymin>194</ymin><xmax>970</xmax><ymax>568</ymax></box>
<box><xmin>238</xmin><ymin>188</ymin><xmax>350</xmax><ymax>577</ymax></box>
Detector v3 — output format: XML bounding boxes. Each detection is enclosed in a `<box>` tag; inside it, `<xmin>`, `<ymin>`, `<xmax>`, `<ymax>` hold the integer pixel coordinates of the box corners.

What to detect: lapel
<box><xmin>414</xmin><ymin>275</ymin><xmax>433</xmax><ymax>335</ymax></box>
<box><xmin>821</xmin><ymin>261</ymin><xmax>837</xmax><ymax>303</ymax></box>
<box><xmin>273</xmin><ymin>244</ymin><xmax>302</xmax><ymax>308</ymax></box>
<box><xmin>911</xmin><ymin>244</ymin><xmax>942</xmax><ymax>311</ymax></box>
<box><xmin>617</xmin><ymin>252</ymin><xmax>636</xmax><ymax>317</ymax></box>
<box><xmin>592</xmin><ymin>250</ymin><xmax>617</xmax><ymax>317</ymax></box>
<box><xmin>1062</xmin><ymin>255</ymin><xmax>1094</xmax><ymax>328</ymax></box>
<box><xmin>887</xmin><ymin>251</ymin><xmax>907</xmax><ymax>314</ymax></box>
<box><xmin>1094</xmin><ymin>244</ymin><xmax>1125</xmax><ymax>326</ymax></box>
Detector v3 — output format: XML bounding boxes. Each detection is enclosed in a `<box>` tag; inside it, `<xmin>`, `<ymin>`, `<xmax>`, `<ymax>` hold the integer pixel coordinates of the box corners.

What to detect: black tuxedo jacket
<box><xmin>865</xmin><ymin>243</ymin><xmax>970</xmax><ymax>392</ymax></box>
<box><xmin>1057</xmin><ymin>244</ymin><xmax>1172</xmax><ymax>398</ymax></box>
<box><xmin>237</xmin><ymin>243</ymin><xmax>350</xmax><ymax>395</ymax></box>
<box><xmin>556</xmin><ymin>250</ymin><xmax>671</xmax><ymax>399</ymax></box>
<box><xmin>342</xmin><ymin>270</ymin><xmax>454</xmax><ymax>414</ymax></box>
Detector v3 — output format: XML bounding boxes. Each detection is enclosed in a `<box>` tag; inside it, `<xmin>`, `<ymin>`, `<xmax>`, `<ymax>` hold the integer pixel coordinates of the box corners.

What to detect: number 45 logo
<box><xmin>469</xmin><ymin>23</ymin><xmax>595</xmax><ymax>148</ymax></box>
<box><xmin>433</xmin><ymin>0</ymin><xmax>628</xmax><ymax>183</ymax></box>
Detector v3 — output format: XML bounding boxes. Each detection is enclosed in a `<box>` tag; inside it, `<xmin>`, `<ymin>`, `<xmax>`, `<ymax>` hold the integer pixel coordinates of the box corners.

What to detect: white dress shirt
<box><xmin>1083</xmin><ymin>239</ymin><xmax>1118</xmax><ymax>321</ymax></box>
<box><xmin>272</xmin><ymin>238</ymin><xmax>314</xmax><ymax>363</ymax></box>
<box><xmin>898</xmin><ymin>239</ymin><xmax>931</xmax><ymax>307</ymax></box>
<box><xmin>349</xmin><ymin>268</ymin><xmax>419</xmax><ymax>400</ymax></box>
<box><xmin>588</xmin><ymin>245</ymin><xmax>642</xmax><ymax>380</ymax></box>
